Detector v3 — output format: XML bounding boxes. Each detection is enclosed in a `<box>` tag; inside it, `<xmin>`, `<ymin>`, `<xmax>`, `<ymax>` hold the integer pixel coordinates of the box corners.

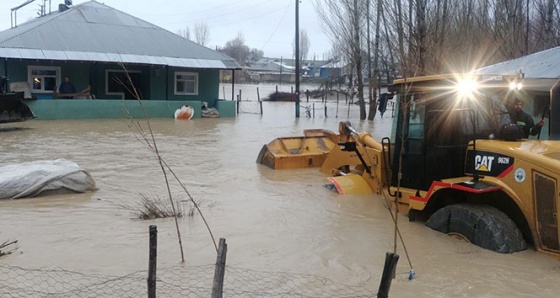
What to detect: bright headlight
<box><xmin>456</xmin><ymin>78</ymin><xmax>478</xmax><ymax>98</ymax></box>
<box><xmin>509</xmin><ymin>81</ymin><xmax>523</xmax><ymax>90</ymax></box>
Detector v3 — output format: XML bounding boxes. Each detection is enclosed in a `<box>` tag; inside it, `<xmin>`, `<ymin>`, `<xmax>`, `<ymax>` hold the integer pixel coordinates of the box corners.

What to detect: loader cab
<box><xmin>390</xmin><ymin>74</ymin><xmax>514</xmax><ymax>191</ymax></box>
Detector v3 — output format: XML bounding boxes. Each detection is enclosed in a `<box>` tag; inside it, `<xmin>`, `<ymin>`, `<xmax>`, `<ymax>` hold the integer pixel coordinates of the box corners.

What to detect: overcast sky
<box><xmin>0</xmin><ymin>0</ymin><xmax>333</xmax><ymax>60</ymax></box>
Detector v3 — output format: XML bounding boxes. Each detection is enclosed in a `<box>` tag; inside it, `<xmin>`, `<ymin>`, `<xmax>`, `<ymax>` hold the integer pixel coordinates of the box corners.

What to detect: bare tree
<box><xmin>315</xmin><ymin>0</ymin><xmax>367</xmax><ymax>119</ymax></box>
<box><xmin>219</xmin><ymin>32</ymin><xmax>250</xmax><ymax>65</ymax></box>
<box><xmin>247</xmin><ymin>48</ymin><xmax>264</xmax><ymax>65</ymax></box>
<box><xmin>352</xmin><ymin>0</ymin><xmax>366</xmax><ymax>119</ymax></box>
<box><xmin>300</xmin><ymin>30</ymin><xmax>311</xmax><ymax>62</ymax></box>
<box><xmin>367</xmin><ymin>0</ymin><xmax>383</xmax><ymax>120</ymax></box>
<box><xmin>415</xmin><ymin>0</ymin><xmax>427</xmax><ymax>74</ymax></box>
<box><xmin>177</xmin><ymin>27</ymin><xmax>191</xmax><ymax>40</ymax></box>
<box><xmin>543</xmin><ymin>0</ymin><xmax>555</xmax><ymax>48</ymax></box>
<box><xmin>311</xmin><ymin>0</ymin><xmax>560</xmax><ymax>120</ymax></box>
<box><xmin>194</xmin><ymin>22</ymin><xmax>210</xmax><ymax>46</ymax></box>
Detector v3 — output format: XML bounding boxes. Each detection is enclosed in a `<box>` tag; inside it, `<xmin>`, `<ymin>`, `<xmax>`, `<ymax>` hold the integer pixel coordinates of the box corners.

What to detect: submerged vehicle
<box><xmin>259</xmin><ymin>73</ymin><xmax>560</xmax><ymax>256</ymax></box>
<box><xmin>0</xmin><ymin>77</ymin><xmax>35</xmax><ymax>124</ymax></box>
<box><xmin>256</xmin><ymin>126</ymin><xmax>359</xmax><ymax>170</ymax></box>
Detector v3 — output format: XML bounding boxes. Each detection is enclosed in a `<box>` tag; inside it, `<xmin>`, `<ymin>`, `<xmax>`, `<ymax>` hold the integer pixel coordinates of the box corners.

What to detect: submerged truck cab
<box><xmin>385</xmin><ymin>74</ymin><xmax>560</xmax><ymax>254</ymax></box>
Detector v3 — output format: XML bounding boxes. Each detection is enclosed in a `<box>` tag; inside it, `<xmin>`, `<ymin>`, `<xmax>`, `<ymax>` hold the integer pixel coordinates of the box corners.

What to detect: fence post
<box><xmin>236</xmin><ymin>95</ymin><xmax>240</xmax><ymax>114</ymax></box>
<box><xmin>211</xmin><ymin>238</ymin><xmax>228</xmax><ymax>298</ymax></box>
<box><xmin>336</xmin><ymin>96</ymin><xmax>339</xmax><ymax>118</ymax></box>
<box><xmin>257</xmin><ymin>87</ymin><xmax>263</xmax><ymax>115</ymax></box>
<box><xmin>377</xmin><ymin>252</ymin><xmax>399</xmax><ymax>298</ymax></box>
<box><xmin>312</xmin><ymin>103</ymin><xmax>315</xmax><ymax>118</ymax></box>
<box><xmin>147</xmin><ymin>225</ymin><xmax>158</xmax><ymax>298</ymax></box>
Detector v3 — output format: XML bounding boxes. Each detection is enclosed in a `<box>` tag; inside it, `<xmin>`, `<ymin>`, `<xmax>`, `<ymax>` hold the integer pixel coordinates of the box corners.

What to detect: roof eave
<box><xmin>0</xmin><ymin>48</ymin><xmax>241</xmax><ymax>69</ymax></box>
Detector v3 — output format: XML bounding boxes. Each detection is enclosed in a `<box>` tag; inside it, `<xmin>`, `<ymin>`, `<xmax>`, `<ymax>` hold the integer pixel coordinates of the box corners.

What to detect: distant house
<box><xmin>319</xmin><ymin>59</ymin><xmax>343</xmax><ymax>79</ymax></box>
<box><xmin>303</xmin><ymin>59</ymin><xmax>330</xmax><ymax>77</ymax></box>
<box><xmin>0</xmin><ymin>0</ymin><xmax>241</xmax><ymax>119</ymax></box>
<box><xmin>245</xmin><ymin>57</ymin><xmax>341</xmax><ymax>84</ymax></box>
<box><xmin>245</xmin><ymin>58</ymin><xmax>295</xmax><ymax>83</ymax></box>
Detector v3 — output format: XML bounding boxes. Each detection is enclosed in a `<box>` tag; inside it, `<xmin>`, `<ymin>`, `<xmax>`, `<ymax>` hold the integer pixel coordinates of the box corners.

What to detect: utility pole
<box><xmin>295</xmin><ymin>0</ymin><xmax>300</xmax><ymax>117</ymax></box>
<box><xmin>280</xmin><ymin>56</ymin><xmax>283</xmax><ymax>86</ymax></box>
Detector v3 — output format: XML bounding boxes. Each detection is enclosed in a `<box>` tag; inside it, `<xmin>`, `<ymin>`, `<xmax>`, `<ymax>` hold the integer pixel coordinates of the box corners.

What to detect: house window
<box><xmin>174</xmin><ymin>72</ymin><xmax>198</xmax><ymax>95</ymax></box>
<box><xmin>106</xmin><ymin>70</ymin><xmax>142</xmax><ymax>99</ymax></box>
<box><xmin>28</xmin><ymin>66</ymin><xmax>60</xmax><ymax>93</ymax></box>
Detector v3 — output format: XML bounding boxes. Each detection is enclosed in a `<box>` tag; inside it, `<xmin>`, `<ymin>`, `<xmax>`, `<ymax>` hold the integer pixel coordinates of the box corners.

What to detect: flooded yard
<box><xmin>1</xmin><ymin>87</ymin><xmax>560</xmax><ymax>297</ymax></box>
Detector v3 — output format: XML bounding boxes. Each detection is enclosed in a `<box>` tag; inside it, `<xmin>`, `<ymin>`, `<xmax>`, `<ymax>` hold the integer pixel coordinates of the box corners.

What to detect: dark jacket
<box><xmin>511</xmin><ymin>110</ymin><xmax>540</xmax><ymax>138</ymax></box>
<box><xmin>59</xmin><ymin>82</ymin><xmax>77</xmax><ymax>94</ymax></box>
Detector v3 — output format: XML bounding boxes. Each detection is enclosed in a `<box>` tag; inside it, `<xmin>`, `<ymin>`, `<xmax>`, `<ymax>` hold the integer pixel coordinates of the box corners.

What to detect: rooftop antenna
<box><xmin>10</xmin><ymin>0</ymin><xmax>36</xmax><ymax>28</ymax></box>
<box><xmin>37</xmin><ymin>0</ymin><xmax>54</xmax><ymax>16</ymax></box>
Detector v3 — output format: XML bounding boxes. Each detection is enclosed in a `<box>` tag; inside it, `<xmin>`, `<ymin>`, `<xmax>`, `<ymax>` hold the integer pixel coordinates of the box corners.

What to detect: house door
<box><xmin>107</xmin><ymin>71</ymin><xmax>143</xmax><ymax>99</ymax></box>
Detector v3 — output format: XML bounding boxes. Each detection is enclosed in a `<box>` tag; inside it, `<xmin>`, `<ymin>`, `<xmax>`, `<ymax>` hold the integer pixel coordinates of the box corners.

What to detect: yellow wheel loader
<box><xmin>260</xmin><ymin>73</ymin><xmax>560</xmax><ymax>256</ymax></box>
<box><xmin>0</xmin><ymin>76</ymin><xmax>35</xmax><ymax>124</ymax></box>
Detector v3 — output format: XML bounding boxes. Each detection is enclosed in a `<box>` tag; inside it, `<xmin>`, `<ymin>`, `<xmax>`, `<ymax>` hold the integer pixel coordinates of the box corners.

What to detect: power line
<box><xmin>207</xmin><ymin>5</ymin><xmax>289</xmax><ymax>29</ymax></box>
<box><xmin>137</xmin><ymin>0</ymin><xmax>251</xmax><ymax>18</ymax></box>
<box><xmin>153</xmin><ymin>1</ymin><xmax>278</xmax><ymax>26</ymax></box>
<box><xmin>260</xmin><ymin>0</ymin><xmax>292</xmax><ymax>53</ymax></box>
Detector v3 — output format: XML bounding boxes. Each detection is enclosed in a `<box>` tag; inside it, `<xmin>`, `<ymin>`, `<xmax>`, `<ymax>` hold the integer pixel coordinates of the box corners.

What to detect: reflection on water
<box><xmin>1</xmin><ymin>94</ymin><xmax>559</xmax><ymax>297</ymax></box>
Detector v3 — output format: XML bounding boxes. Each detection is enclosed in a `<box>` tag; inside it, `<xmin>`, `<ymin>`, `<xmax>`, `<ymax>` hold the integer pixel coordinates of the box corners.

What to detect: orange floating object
<box><xmin>174</xmin><ymin>105</ymin><xmax>194</xmax><ymax>120</ymax></box>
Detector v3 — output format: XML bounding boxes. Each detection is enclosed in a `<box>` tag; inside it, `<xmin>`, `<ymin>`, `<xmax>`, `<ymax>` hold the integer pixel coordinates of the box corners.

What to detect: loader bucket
<box><xmin>327</xmin><ymin>174</ymin><xmax>373</xmax><ymax>195</ymax></box>
<box><xmin>0</xmin><ymin>92</ymin><xmax>35</xmax><ymax>123</ymax></box>
<box><xmin>256</xmin><ymin>129</ymin><xmax>340</xmax><ymax>170</ymax></box>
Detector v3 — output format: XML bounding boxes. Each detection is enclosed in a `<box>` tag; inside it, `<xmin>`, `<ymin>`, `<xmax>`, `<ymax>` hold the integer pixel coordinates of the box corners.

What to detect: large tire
<box><xmin>426</xmin><ymin>204</ymin><xmax>527</xmax><ymax>253</ymax></box>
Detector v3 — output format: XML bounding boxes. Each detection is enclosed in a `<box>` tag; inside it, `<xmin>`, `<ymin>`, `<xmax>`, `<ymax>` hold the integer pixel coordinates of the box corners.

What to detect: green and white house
<box><xmin>0</xmin><ymin>0</ymin><xmax>241</xmax><ymax>120</ymax></box>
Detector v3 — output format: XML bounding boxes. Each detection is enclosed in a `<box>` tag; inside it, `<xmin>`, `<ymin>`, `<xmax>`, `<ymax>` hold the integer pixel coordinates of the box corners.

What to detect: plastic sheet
<box><xmin>0</xmin><ymin>159</ymin><xmax>97</xmax><ymax>199</ymax></box>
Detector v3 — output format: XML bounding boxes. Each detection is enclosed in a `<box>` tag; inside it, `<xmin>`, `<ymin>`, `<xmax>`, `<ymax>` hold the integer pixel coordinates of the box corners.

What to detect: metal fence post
<box><xmin>147</xmin><ymin>225</ymin><xmax>158</xmax><ymax>298</ymax></box>
<box><xmin>377</xmin><ymin>252</ymin><xmax>399</xmax><ymax>298</ymax></box>
<box><xmin>211</xmin><ymin>238</ymin><xmax>227</xmax><ymax>298</ymax></box>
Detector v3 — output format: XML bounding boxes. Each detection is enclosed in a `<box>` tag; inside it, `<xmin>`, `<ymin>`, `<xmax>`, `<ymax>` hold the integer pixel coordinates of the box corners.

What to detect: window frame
<box><xmin>28</xmin><ymin>66</ymin><xmax>61</xmax><ymax>93</ymax></box>
<box><xmin>105</xmin><ymin>69</ymin><xmax>142</xmax><ymax>99</ymax></box>
<box><xmin>174</xmin><ymin>72</ymin><xmax>198</xmax><ymax>95</ymax></box>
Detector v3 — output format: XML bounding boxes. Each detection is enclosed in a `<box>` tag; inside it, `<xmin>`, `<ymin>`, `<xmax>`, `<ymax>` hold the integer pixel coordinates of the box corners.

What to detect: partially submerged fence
<box><xmin>0</xmin><ymin>225</ymin><xmax>397</xmax><ymax>297</ymax></box>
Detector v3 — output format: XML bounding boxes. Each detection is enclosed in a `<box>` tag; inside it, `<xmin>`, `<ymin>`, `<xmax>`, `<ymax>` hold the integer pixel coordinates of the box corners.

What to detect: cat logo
<box><xmin>474</xmin><ymin>155</ymin><xmax>494</xmax><ymax>172</ymax></box>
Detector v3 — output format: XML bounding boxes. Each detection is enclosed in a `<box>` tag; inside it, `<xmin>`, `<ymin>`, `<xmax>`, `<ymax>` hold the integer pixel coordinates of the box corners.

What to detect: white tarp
<box><xmin>0</xmin><ymin>159</ymin><xmax>97</xmax><ymax>199</ymax></box>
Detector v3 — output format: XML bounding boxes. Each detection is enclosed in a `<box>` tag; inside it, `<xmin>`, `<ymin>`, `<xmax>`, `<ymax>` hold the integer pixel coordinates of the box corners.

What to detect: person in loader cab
<box><xmin>510</xmin><ymin>98</ymin><xmax>544</xmax><ymax>138</ymax></box>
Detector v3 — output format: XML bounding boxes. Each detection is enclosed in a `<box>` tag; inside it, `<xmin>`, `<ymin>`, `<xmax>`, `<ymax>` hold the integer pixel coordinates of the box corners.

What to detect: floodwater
<box><xmin>1</xmin><ymin>84</ymin><xmax>560</xmax><ymax>297</ymax></box>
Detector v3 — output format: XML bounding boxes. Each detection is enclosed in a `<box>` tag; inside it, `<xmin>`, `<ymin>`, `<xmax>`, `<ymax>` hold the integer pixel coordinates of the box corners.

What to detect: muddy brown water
<box><xmin>1</xmin><ymin>91</ymin><xmax>560</xmax><ymax>297</ymax></box>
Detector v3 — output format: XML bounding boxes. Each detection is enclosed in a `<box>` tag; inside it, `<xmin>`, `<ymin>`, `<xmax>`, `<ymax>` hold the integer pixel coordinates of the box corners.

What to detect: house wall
<box><xmin>3</xmin><ymin>59</ymin><xmax>93</xmax><ymax>97</ymax></box>
<box><xmin>2</xmin><ymin>59</ymin><xmax>222</xmax><ymax>103</ymax></box>
<box><xmin>92</xmin><ymin>63</ymin><xmax>151</xmax><ymax>100</ymax></box>
<box><xmin>320</xmin><ymin>68</ymin><xmax>341</xmax><ymax>79</ymax></box>
<box><xmin>0</xmin><ymin>58</ymin><xmax>5</xmax><ymax>77</ymax></box>
<box><xmin>164</xmin><ymin>67</ymin><xmax>220</xmax><ymax>107</ymax></box>
<box><xmin>25</xmin><ymin>99</ymin><xmax>203</xmax><ymax>120</ymax></box>
<box><xmin>2</xmin><ymin>58</ymin><xmax>234</xmax><ymax>119</ymax></box>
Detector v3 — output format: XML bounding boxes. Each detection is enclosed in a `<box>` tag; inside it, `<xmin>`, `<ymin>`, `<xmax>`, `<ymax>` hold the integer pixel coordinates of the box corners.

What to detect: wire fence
<box><xmin>0</xmin><ymin>263</ymin><xmax>376</xmax><ymax>298</ymax></box>
<box><xmin>235</xmin><ymin>89</ymin><xmax>396</xmax><ymax>119</ymax></box>
<box><xmin>0</xmin><ymin>226</ymin><xmax>382</xmax><ymax>298</ymax></box>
